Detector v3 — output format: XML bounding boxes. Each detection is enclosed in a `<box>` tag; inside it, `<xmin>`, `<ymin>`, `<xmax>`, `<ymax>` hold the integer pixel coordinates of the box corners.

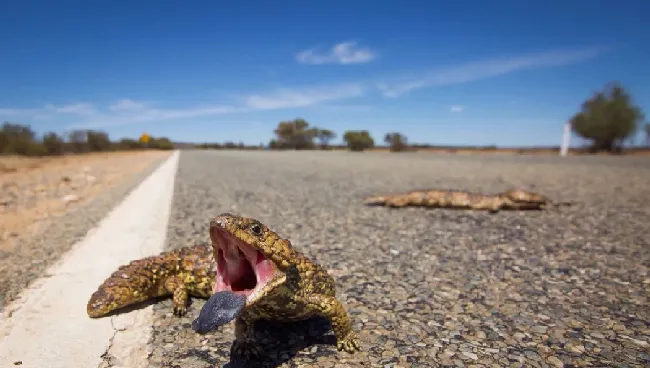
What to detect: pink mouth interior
<box><xmin>212</xmin><ymin>228</ymin><xmax>276</xmax><ymax>298</ymax></box>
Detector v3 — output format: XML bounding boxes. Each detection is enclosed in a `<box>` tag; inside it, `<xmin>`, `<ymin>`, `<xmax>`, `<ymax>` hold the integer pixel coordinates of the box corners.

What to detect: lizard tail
<box><xmin>362</xmin><ymin>195</ymin><xmax>389</xmax><ymax>206</ymax></box>
<box><xmin>86</xmin><ymin>272</ymin><xmax>157</xmax><ymax>318</ymax></box>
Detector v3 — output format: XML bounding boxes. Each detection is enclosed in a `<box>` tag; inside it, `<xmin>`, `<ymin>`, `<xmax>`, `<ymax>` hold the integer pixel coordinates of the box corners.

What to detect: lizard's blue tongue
<box><xmin>192</xmin><ymin>291</ymin><xmax>246</xmax><ymax>334</ymax></box>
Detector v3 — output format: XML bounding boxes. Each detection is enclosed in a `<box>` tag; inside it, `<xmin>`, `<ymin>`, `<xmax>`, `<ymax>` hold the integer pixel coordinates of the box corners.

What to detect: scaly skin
<box><xmin>363</xmin><ymin>188</ymin><xmax>574</xmax><ymax>213</ymax></box>
<box><xmin>86</xmin><ymin>213</ymin><xmax>360</xmax><ymax>358</ymax></box>
<box><xmin>86</xmin><ymin>243</ymin><xmax>216</xmax><ymax>318</ymax></box>
<box><xmin>209</xmin><ymin>213</ymin><xmax>361</xmax><ymax>358</ymax></box>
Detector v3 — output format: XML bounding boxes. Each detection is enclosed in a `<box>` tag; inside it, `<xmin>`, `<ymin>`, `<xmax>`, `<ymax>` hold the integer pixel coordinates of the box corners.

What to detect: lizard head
<box><xmin>209</xmin><ymin>213</ymin><xmax>297</xmax><ymax>307</ymax></box>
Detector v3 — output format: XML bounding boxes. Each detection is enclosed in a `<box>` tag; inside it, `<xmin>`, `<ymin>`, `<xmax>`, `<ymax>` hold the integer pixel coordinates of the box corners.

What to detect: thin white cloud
<box><xmin>307</xmin><ymin>103</ymin><xmax>375</xmax><ymax>112</ymax></box>
<box><xmin>377</xmin><ymin>46</ymin><xmax>609</xmax><ymax>98</ymax></box>
<box><xmin>244</xmin><ymin>83</ymin><xmax>366</xmax><ymax>109</ymax></box>
<box><xmin>0</xmin><ymin>103</ymin><xmax>96</xmax><ymax>117</ymax></box>
<box><xmin>296</xmin><ymin>41</ymin><xmax>376</xmax><ymax>65</ymax></box>
<box><xmin>0</xmin><ymin>45</ymin><xmax>610</xmax><ymax>130</ymax></box>
<box><xmin>0</xmin><ymin>107</ymin><xmax>40</xmax><ymax>116</ymax></box>
<box><xmin>109</xmin><ymin>99</ymin><xmax>147</xmax><ymax>111</ymax></box>
<box><xmin>0</xmin><ymin>83</ymin><xmax>367</xmax><ymax>129</ymax></box>
<box><xmin>47</xmin><ymin>103</ymin><xmax>97</xmax><ymax>115</ymax></box>
<box><xmin>0</xmin><ymin>102</ymin><xmax>243</xmax><ymax>129</ymax></box>
<box><xmin>72</xmin><ymin>104</ymin><xmax>243</xmax><ymax>129</ymax></box>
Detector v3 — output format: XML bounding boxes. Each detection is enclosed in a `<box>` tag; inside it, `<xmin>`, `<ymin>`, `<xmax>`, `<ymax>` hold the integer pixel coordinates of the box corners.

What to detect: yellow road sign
<box><xmin>140</xmin><ymin>133</ymin><xmax>150</xmax><ymax>144</ymax></box>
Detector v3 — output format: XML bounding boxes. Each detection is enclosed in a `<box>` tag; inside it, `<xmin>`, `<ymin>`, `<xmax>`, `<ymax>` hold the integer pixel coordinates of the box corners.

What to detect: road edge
<box><xmin>0</xmin><ymin>150</ymin><xmax>180</xmax><ymax>368</ymax></box>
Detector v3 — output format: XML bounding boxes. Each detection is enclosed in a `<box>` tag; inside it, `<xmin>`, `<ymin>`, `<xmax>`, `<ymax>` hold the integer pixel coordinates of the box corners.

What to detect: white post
<box><xmin>560</xmin><ymin>122</ymin><xmax>571</xmax><ymax>157</ymax></box>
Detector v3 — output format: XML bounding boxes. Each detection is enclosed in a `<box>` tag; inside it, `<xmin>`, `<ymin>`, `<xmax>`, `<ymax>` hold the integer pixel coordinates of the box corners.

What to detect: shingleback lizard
<box><xmin>363</xmin><ymin>188</ymin><xmax>574</xmax><ymax>212</ymax></box>
<box><xmin>86</xmin><ymin>212</ymin><xmax>360</xmax><ymax>358</ymax></box>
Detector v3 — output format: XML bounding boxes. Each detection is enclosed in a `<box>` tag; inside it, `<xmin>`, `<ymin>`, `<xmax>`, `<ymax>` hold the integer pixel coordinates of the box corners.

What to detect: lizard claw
<box><xmin>231</xmin><ymin>339</ymin><xmax>263</xmax><ymax>359</ymax></box>
<box><xmin>173</xmin><ymin>304</ymin><xmax>188</xmax><ymax>317</ymax></box>
<box><xmin>337</xmin><ymin>332</ymin><xmax>361</xmax><ymax>353</ymax></box>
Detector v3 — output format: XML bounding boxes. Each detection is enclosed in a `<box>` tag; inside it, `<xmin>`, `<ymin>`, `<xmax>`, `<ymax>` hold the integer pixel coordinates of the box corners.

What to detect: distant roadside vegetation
<box><xmin>3</xmin><ymin>81</ymin><xmax>649</xmax><ymax>157</ymax></box>
<box><xmin>196</xmin><ymin>81</ymin><xmax>650</xmax><ymax>155</ymax></box>
<box><xmin>0</xmin><ymin>123</ymin><xmax>174</xmax><ymax>156</ymax></box>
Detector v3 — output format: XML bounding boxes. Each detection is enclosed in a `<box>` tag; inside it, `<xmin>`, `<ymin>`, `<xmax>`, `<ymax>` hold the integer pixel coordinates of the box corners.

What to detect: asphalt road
<box><xmin>148</xmin><ymin>150</ymin><xmax>649</xmax><ymax>368</ymax></box>
<box><xmin>3</xmin><ymin>149</ymin><xmax>649</xmax><ymax>368</ymax></box>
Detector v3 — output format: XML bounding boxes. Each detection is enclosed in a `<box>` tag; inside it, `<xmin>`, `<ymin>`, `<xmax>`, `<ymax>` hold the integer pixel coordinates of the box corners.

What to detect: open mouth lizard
<box><xmin>86</xmin><ymin>212</ymin><xmax>360</xmax><ymax>358</ymax></box>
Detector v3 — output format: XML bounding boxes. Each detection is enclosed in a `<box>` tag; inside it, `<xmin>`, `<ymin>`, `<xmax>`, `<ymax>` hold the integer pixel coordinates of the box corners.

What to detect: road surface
<box><xmin>1</xmin><ymin>150</ymin><xmax>649</xmax><ymax>368</ymax></box>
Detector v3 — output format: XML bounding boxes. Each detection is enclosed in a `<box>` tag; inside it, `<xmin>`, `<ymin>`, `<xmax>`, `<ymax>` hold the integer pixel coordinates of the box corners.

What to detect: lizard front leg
<box><xmin>300</xmin><ymin>294</ymin><xmax>361</xmax><ymax>353</ymax></box>
<box><xmin>230</xmin><ymin>314</ymin><xmax>263</xmax><ymax>359</ymax></box>
<box><xmin>164</xmin><ymin>276</ymin><xmax>189</xmax><ymax>316</ymax></box>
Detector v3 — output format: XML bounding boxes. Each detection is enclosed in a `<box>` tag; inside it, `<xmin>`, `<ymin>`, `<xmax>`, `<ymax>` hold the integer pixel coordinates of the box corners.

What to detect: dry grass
<box><xmin>0</xmin><ymin>150</ymin><xmax>168</xmax><ymax>174</ymax></box>
<box><xmin>0</xmin><ymin>150</ymin><xmax>171</xmax><ymax>252</ymax></box>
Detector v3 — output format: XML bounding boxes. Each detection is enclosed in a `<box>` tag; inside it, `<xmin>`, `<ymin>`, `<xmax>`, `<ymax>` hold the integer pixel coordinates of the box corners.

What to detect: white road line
<box><xmin>0</xmin><ymin>150</ymin><xmax>180</xmax><ymax>368</ymax></box>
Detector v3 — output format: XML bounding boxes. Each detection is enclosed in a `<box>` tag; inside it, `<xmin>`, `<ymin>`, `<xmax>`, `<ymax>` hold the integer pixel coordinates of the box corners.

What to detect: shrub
<box><xmin>384</xmin><ymin>132</ymin><xmax>409</xmax><ymax>152</ymax></box>
<box><xmin>42</xmin><ymin>132</ymin><xmax>65</xmax><ymax>155</ymax></box>
<box><xmin>343</xmin><ymin>130</ymin><xmax>375</xmax><ymax>151</ymax></box>
<box><xmin>570</xmin><ymin>81</ymin><xmax>644</xmax><ymax>153</ymax></box>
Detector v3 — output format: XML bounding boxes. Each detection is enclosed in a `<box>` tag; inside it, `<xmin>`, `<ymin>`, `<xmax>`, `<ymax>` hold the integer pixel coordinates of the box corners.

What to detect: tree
<box><xmin>343</xmin><ymin>130</ymin><xmax>375</xmax><ymax>152</ymax></box>
<box><xmin>384</xmin><ymin>132</ymin><xmax>409</xmax><ymax>152</ymax></box>
<box><xmin>86</xmin><ymin>130</ymin><xmax>111</xmax><ymax>152</ymax></box>
<box><xmin>644</xmin><ymin>123</ymin><xmax>650</xmax><ymax>146</ymax></box>
<box><xmin>68</xmin><ymin>130</ymin><xmax>89</xmax><ymax>153</ymax></box>
<box><xmin>272</xmin><ymin>118</ymin><xmax>318</xmax><ymax>149</ymax></box>
<box><xmin>42</xmin><ymin>132</ymin><xmax>65</xmax><ymax>155</ymax></box>
<box><xmin>116</xmin><ymin>138</ymin><xmax>142</xmax><ymax>150</ymax></box>
<box><xmin>316</xmin><ymin>129</ymin><xmax>336</xmax><ymax>149</ymax></box>
<box><xmin>147</xmin><ymin>136</ymin><xmax>175</xmax><ymax>150</ymax></box>
<box><xmin>570</xmin><ymin>82</ymin><xmax>644</xmax><ymax>153</ymax></box>
<box><xmin>0</xmin><ymin>122</ymin><xmax>37</xmax><ymax>155</ymax></box>
<box><xmin>269</xmin><ymin>139</ymin><xmax>281</xmax><ymax>150</ymax></box>
<box><xmin>0</xmin><ymin>123</ymin><xmax>176</xmax><ymax>156</ymax></box>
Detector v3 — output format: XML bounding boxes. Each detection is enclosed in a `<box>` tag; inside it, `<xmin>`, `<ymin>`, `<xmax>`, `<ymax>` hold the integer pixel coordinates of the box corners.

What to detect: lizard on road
<box><xmin>86</xmin><ymin>212</ymin><xmax>360</xmax><ymax>358</ymax></box>
<box><xmin>86</xmin><ymin>243</ymin><xmax>216</xmax><ymax>317</ymax></box>
<box><xmin>206</xmin><ymin>212</ymin><xmax>360</xmax><ymax>357</ymax></box>
<box><xmin>363</xmin><ymin>188</ymin><xmax>574</xmax><ymax>212</ymax></box>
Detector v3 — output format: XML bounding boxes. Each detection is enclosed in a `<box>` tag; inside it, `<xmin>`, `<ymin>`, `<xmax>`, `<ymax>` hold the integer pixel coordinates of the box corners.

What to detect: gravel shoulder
<box><xmin>150</xmin><ymin>150</ymin><xmax>649</xmax><ymax>368</ymax></box>
<box><xmin>0</xmin><ymin>150</ymin><xmax>170</xmax><ymax>310</ymax></box>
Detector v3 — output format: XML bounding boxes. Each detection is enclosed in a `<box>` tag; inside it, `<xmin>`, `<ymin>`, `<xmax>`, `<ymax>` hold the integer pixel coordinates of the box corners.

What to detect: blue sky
<box><xmin>1</xmin><ymin>0</ymin><xmax>649</xmax><ymax>147</ymax></box>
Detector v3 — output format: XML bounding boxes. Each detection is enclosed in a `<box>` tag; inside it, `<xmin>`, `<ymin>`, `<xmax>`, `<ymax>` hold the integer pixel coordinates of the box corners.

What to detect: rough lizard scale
<box><xmin>363</xmin><ymin>188</ymin><xmax>574</xmax><ymax>212</ymax></box>
<box><xmin>87</xmin><ymin>243</ymin><xmax>216</xmax><ymax>317</ymax></box>
<box><xmin>86</xmin><ymin>212</ymin><xmax>360</xmax><ymax>358</ymax></box>
<box><xmin>207</xmin><ymin>212</ymin><xmax>361</xmax><ymax>357</ymax></box>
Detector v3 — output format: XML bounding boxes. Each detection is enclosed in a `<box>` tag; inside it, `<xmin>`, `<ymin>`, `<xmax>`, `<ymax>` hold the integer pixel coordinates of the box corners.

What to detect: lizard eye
<box><xmin>250</xmin><ymin>223</ymin><xmax>263</xmax><ymax>236</ymax></box>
